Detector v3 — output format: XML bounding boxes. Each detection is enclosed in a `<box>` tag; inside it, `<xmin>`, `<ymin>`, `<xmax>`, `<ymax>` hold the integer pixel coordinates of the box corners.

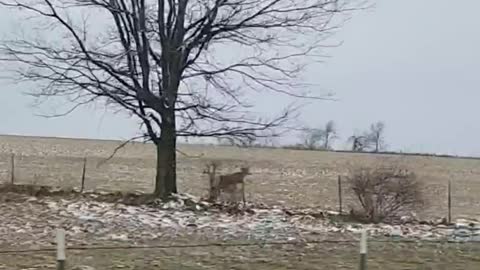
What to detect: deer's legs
<box><xmin>241</xmin><ymin>182</ymin><xmax>245</xmax><ymax>203</ymax></box>
<box><xmin>230</xmin><ymin>186</ymin><xmax>236</xmax><ymax>202</ymax></box>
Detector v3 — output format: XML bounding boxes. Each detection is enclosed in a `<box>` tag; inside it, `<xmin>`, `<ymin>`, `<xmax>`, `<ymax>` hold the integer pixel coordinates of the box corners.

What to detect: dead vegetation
<box><xmin>346</xmin><ymin>163</ymin><xmax>424</xmax><ymax>223</ymax></box>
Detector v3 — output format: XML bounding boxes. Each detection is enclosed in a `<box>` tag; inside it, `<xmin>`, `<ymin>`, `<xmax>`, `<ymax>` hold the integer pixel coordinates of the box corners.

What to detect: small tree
<box><xmin>366</xmin><ymin>121</ymin><xmax>386</xmax><ymax>152</ymax></box>
<box><xmin>301</xmin><ymin>120</ymin><xmax>338</xmax><ymax>150</ymax></box>
<box><xmin>321</xmin><ymin>120</ymin><xmax>338</xmax><ymax>150</ymax></box>
<box><xmin>301</xmin><ymin>128</ymin><xmax>323</xmax><ymax>150</ymax></box>
<box><xmin>346</xmin><ymin>164</ymin><xmax>423</xmax><ymax>223</ymax></box>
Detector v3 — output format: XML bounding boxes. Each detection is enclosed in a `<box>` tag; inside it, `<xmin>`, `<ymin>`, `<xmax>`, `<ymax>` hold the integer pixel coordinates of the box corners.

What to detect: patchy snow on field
<box><xmin>1</xmin><ymin>192</ymin><xmax>480</xmax><ymax>249</ymax></box>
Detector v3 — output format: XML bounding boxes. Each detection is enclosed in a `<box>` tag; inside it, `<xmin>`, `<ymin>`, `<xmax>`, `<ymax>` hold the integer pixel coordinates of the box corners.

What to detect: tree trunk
<box><xmin>154</xmin><ymin>116</ymin><xmax>177</xmax><ymax>199</ymax></box>
<box><xmin>324</xmin><ymin>134</ymin><xmax>329</xmax><ymax>149</ymax></box>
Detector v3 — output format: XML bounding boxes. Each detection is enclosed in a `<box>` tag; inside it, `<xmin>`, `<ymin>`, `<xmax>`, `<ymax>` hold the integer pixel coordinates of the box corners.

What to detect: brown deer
<box><xmin>217</xmin><ymin>167</ymin><xmax>251</xmax><ymax>203</ymax></box>
<box><xmin>203</xmin><ymin>163</ymin><xmax>252</xmax><ymax>203</ymax></box>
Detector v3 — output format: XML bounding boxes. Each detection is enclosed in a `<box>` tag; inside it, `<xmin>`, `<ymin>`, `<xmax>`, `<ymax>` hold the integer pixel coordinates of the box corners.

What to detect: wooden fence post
<box><xmin>359</xmin><ymin>230</ymin><xmax>367</xmax><ymax>270</ymax></box>
<box><xmin>10</xmin><ymin>153</ymin><xmax>15</xmax><ymax>185</ymax></box>
<box><xmin>338</xmin><ymin>175</ymin><xmax>343</xmax><ymax>214</ymax></box>
<box><xmin>56</xmin><ymin>228</ymin><xmax>66</xmax><ymax>270</ymax></box>
<box><xmin>80</xmin><ymin>157</ymin><xmax>87</xmax><ymax>193</ymax></box>
<box><xmin>448</xmin><ymin>180</ymin><xmax>452</xmax><ymax>224</ymax></box>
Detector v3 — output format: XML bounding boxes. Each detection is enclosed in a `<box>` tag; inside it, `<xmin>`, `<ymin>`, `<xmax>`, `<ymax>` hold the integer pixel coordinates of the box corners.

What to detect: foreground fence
<box><xmin>1</xmin><ymin>229</ymin><xmax>480</xmax><ymax>270</ymax></box>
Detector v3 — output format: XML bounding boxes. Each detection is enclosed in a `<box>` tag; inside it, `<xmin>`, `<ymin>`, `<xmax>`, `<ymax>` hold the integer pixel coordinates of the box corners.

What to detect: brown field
<box><xmin>1</xmin><ymin>134</ymin><xmax>479</xmax><ymax>220</ymax></box>
<box><xmin>2</xmin><ymin>134</ymin><xmax>480</xmax><ymax>269</ymax></box>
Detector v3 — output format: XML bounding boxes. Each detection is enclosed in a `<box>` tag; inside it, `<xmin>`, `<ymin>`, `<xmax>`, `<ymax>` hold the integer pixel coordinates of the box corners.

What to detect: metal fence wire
<box><xmin>1</xmin><ymin>232</ymin><xmax>480</xmax><ymax>270</ymax></box>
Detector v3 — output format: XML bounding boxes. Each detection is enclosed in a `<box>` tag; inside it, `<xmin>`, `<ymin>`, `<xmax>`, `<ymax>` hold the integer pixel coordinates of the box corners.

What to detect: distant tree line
<box><xmin>301</xmin><ymin>121</ymin><xmax>387</xmax><ymax>153</ymax></box>
<box><xmin>209</xmin><ymin>124</ymin><xmax>480</xmax><ymax>160</ymax></box>
<box><xmin>214</xmin><ymin>120</ymin><xmax>387</xmax><ymax>153</ymax></box>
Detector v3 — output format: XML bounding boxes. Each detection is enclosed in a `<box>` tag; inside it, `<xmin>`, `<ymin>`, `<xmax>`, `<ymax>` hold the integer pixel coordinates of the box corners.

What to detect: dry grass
<box><xmin>1</xmin><ymin>134</ymin><xmax>480</xmax><ymax>220</ymax></box>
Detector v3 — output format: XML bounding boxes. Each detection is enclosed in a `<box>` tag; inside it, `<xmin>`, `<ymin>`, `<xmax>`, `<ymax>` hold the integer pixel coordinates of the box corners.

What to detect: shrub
<box><xmin>346</xmin><ymin>165</ymin><xmax>423</xmax><ymax>223</ymax></box>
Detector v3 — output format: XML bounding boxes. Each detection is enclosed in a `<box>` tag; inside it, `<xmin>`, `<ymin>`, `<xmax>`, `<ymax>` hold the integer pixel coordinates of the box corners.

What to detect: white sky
<box><xmin>1</xmin><ymin>0</ymin><xmax>480</xmax><ymax>156</ymax></box>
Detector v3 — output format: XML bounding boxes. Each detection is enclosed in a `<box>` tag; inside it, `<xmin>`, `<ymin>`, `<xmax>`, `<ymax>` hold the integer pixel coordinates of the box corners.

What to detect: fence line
<box><xmin>0</xmin><ymin>237</ymin><xmax>478</xmax><ymax>256</ymax></box>
<box><xmin>2</xmin><ymin>153</ymin><xmax>460</xmax><ymax>219</ymax></box>
<box><xmin>0</xmin><ymin>153</ymin><xmax>154</xmax><ymax>193</ymax></box>
<box><xmin>0</xmin><ymin>229</ymin><xmax>477</xmax><ymax>269</ymax></box>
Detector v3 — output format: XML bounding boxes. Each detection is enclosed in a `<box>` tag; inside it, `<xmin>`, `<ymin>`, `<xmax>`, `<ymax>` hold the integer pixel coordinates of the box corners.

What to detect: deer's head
<box><xmin>240</xmin><ymin>166</ymin><xmax>252</xmax><ymax>175</ymax></box>
<box><xmin>203</xmin><ymin>162</ymin><xmax>219</xmax><ymax>175</ymax></box>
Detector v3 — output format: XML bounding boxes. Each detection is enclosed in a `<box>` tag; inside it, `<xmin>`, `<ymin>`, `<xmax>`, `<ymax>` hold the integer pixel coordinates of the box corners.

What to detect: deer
<box><xmin>202</xmin><ymin>163</ymin><xmax>252</xmax><ymax>203</ymax></box>
<box><xmin>217</xmin><ymin>167</ymin><xmax>251</xmax><ymax>203</ymax></box>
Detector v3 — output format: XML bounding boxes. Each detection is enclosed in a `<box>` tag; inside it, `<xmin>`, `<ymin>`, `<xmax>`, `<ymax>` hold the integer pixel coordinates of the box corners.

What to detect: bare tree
<box><xmin>301</xmin><ymin>128</ymin><xmax>323</xmax><ymax>150</ymax></box>
<box><xmin>301</xmin><ymin>120</ymin><xmax>337</xmax><ymax>150</ymax></box>
<box><xmin>366</xmin><ymin>121</ymin><xmax>386</xmax><ymax>152</ymax></box>
<box><xmin>321</xmin><ymin>120</ymin><xmax>337</xmax><ymax>149</ymax></box>
<box><xmin>0</xmin><ymin>0</ymin><xmax>360</xmax><ymax>199</ymax></box>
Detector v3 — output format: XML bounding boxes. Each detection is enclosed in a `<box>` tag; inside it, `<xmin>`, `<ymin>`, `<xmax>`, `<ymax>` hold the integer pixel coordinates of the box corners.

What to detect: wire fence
<box><xmin>0</xmin><ymin>152</ymin><xmax>156</xmax><ymax>192</ymax></box>
<box><xmin>1</xmin><ymin>238</ymin><xmax>480</xmax><ymax>255</ymax></box>
<box><xmin>1</xmin><ymin>152</ymin><xmax>479</xmax><ymax>221</ymax></box>
<box><xmin>1</xmin><ymin>233</ymin><xmax>480</xmax><ymax>270</ymax></box>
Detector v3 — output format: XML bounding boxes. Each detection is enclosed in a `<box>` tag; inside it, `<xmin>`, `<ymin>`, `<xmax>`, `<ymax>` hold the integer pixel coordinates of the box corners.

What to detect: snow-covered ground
<box><xmin>1</xmin><ymin>192</ymin><xmax>480</xmax><ymax>250</ymax></box>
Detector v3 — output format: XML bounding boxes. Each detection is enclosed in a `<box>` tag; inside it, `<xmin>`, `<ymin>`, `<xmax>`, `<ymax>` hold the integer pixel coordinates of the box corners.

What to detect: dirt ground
<box><xmin>1</xmin><ymin>134</ymin><xmax>480</xmax><ymax>220</ymax></box>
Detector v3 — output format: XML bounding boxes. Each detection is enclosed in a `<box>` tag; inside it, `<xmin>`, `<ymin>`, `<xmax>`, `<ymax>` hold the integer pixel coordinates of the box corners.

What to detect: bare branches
<box><xmin>348</xmin><ymin>121</ymin><xmax>387</xmax><ymax>152</ymax></box>
<box><xmin>346</xmin><ymin>163</ymin><xmax>424</xmax><ymax>223</ymax></box>
<box><xmin>0</xmin><ymin>0</ymin><xmax>358</xmax><ymax>144</ymax></box>
<box><xmin>366</xmin><ymin>121</ymin><xmax>386</xmax><ymax>152</ymax></box>
<box><xmin>301</xmin><ymin>120</ymin><xmax>338</xmax><ymax>150</ymax></box>
<box><xmin>0</xmin><ymin>0</ymin><xmax>362</xmax><ymax>196</ymax></box>
<box><xmin>96</xmin><ymin>134</ymin><xmax>149</xmax><ymax>168</ymax></box>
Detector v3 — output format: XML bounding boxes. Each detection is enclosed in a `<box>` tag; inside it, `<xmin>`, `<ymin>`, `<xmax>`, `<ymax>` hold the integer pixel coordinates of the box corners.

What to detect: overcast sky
<box><xmin>1</xmin><ymin>0</ymin><xmax>479</xmax><ymax>156</ymax></box>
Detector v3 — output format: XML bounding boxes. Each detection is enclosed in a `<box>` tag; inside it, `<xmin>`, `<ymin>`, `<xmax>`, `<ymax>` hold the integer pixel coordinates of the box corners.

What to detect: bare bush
<box><xmin>346</xmin><ymin>165</ymin><xmax>423</xmax><ymax>223</ymax></box>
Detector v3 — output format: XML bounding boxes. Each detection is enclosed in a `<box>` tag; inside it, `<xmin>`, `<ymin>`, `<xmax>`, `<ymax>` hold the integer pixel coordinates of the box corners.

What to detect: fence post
<box><xmin>10</xmin><ymin>153</ymin><xmax>15</xmax><ymax>185</ymax></box>
<box><xmin>448</xmin><ymin>180</ymin><xmax>452</xmax><ymax>224</ymax></box>
<box><xmin>337</xmin><ymin>175</ymin><xmax>343</xmax><ymax>214</ymax></box>
<box><xmin>359</xmin><ymin>230</ymin><xmax>367</xmax><ymax>270</ymax></box>
<box><xmin>80</xmin><ymin>157</ymin><xmax>87</xmax><ymax>193</ymax></box>
<box><xmin>56</xmin><ymin>228</ymin><xmax>66</xmax><ymax>270</ymax></box>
